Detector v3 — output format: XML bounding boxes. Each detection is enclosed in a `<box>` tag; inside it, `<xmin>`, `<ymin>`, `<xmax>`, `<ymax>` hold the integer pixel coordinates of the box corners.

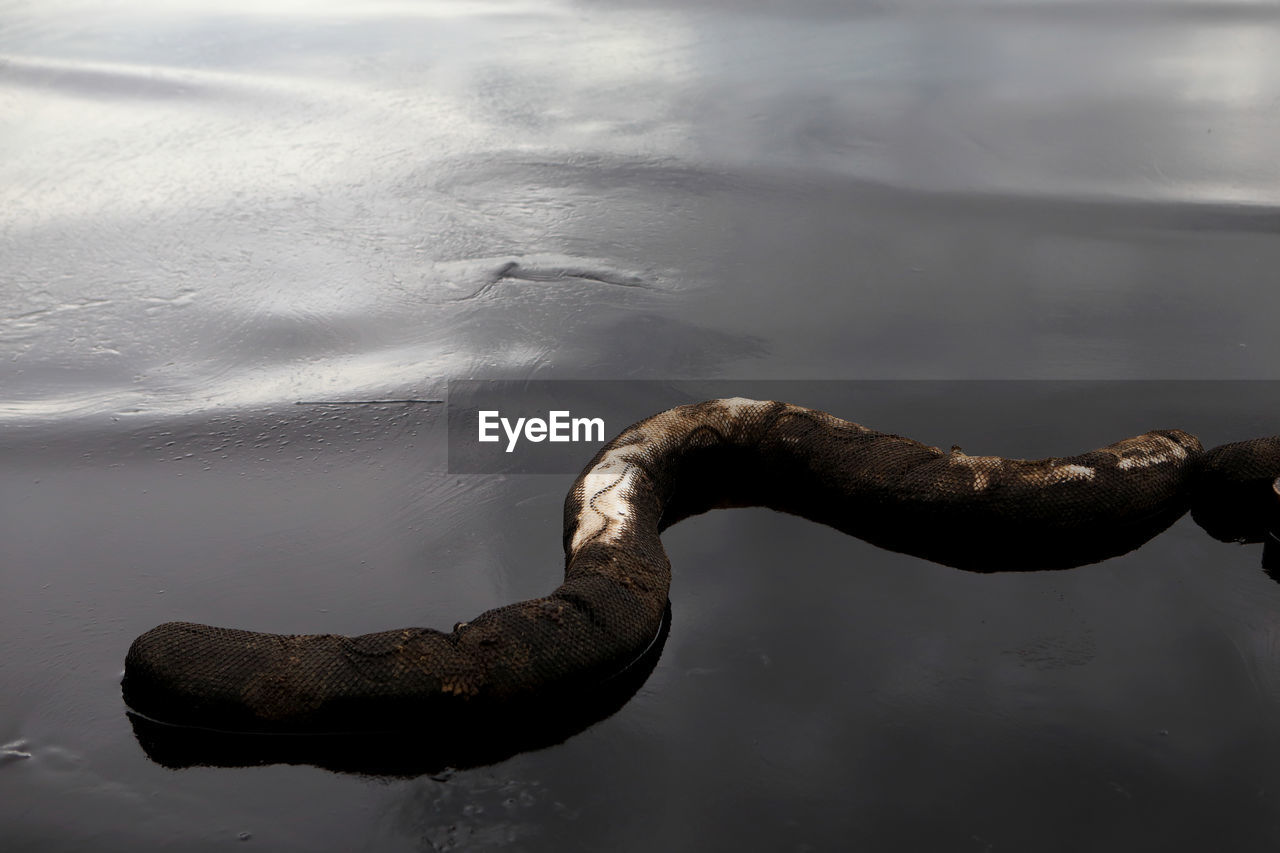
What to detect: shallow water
<box><xmin>4</xmin><ymin>1</ymin><xmax>1280</xmax><ymax>850</ymax></box>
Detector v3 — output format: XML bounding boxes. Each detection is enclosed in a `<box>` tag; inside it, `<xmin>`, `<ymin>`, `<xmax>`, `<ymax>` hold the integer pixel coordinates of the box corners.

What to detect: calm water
<box><xmin>4</xmin><ymin>1</ymin><xmax>1280</xmax><ymax>850</ymax></box>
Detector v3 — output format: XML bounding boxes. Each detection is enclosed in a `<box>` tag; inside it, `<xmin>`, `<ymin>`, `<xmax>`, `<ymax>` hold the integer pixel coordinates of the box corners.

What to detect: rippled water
<box><xmin>4</xmin><ymin>1</ymin><xmax>1280</xmax><ymax>850</ymax></box>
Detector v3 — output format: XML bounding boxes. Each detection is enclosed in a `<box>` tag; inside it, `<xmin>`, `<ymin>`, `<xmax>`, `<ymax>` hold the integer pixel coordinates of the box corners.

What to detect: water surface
<box><xmin>3</xmin><ymin>1</ymin><xmax>1280</xmax><ymax>850</ymax></box>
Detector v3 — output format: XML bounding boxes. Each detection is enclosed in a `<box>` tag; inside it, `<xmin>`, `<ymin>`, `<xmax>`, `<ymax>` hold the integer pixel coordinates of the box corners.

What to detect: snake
<box><xmin>122</xmin><ymin>398</ymin><xmax>1280</xmax><ymax>733</ymax></box>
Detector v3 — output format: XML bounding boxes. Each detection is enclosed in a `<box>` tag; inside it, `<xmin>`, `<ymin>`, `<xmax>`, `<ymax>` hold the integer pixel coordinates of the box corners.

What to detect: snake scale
<box><xmin>122</xmin><ymin>398</ymin><xmax>1280</xmax><ymax>733</ymax></box>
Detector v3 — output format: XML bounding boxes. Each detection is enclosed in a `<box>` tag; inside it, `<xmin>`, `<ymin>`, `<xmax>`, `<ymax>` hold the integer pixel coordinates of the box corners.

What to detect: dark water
<box><xmin>4</xmin><ymin>1</ymin><xmax>1280</xmax><ymax>850</ymax></box>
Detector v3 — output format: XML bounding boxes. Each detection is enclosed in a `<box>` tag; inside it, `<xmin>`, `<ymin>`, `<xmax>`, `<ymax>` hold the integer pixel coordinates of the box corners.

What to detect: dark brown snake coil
<box><xmin>122</xmin><ymin>399</ymin><xmax>1280</xmax><ymax>733</ymax></box>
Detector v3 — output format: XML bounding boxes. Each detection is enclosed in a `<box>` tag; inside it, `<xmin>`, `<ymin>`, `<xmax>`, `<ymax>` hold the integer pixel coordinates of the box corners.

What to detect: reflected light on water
<box><xmin>1170</xmin><ymin>24</ymin><xmax>1278</xmax><ymax>108</ymax></box>
<box><xmin>3</xmin><ymin>0</ymin><xmax>1279</xmax><ymax>429</ymax></box>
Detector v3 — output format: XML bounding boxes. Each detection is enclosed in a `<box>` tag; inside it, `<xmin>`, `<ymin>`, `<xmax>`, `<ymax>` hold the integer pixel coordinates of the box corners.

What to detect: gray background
<box><xmin>3</xmin><ymin>1</ymin><xmax>1280</xmax><ymax>850</ymax></box>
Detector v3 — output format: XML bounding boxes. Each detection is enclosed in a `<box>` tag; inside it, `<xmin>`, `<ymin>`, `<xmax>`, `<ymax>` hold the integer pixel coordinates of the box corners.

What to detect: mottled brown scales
<box><xmin>440</xmin><ymin>680</ymin><xmax>476</xmax><ymax>697</ymax></box>
<box><xmin>122</xmin><ymin>399</ymin><xmax>1280</xmax><ymax>733</ymax></box>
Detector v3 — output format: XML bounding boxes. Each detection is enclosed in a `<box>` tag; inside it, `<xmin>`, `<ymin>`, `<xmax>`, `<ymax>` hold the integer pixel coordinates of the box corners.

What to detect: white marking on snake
<box><xmin>1044</xmin><ymin>464</ymin><xmax>1097</xmax><ymax>483</ymax></box>
<box><xmin>1115</xmin><ymin>436</ymin><xmax>1189</xmax><ymax>470</ymax></box>
<box><xmin>715</xmin><ymin>397</ymin><xmax>769</xmax><ymax>418</ymax></box>
<box><xmin>951</xmin><ymin>455</ymin><xmax>1097</xmax><ymax>491</ymax></box>
<box><xmin>570</xmin><ymin>447</ymin><xmax>642</xmax><ymax>553</ymax></box>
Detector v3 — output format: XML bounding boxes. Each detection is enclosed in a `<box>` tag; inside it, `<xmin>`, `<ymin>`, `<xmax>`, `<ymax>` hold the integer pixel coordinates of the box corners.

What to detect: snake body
<box><xmin>122</xmin><ymin>399</ymin><xmax>1280</xmax><ymax>733</ymax></box>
